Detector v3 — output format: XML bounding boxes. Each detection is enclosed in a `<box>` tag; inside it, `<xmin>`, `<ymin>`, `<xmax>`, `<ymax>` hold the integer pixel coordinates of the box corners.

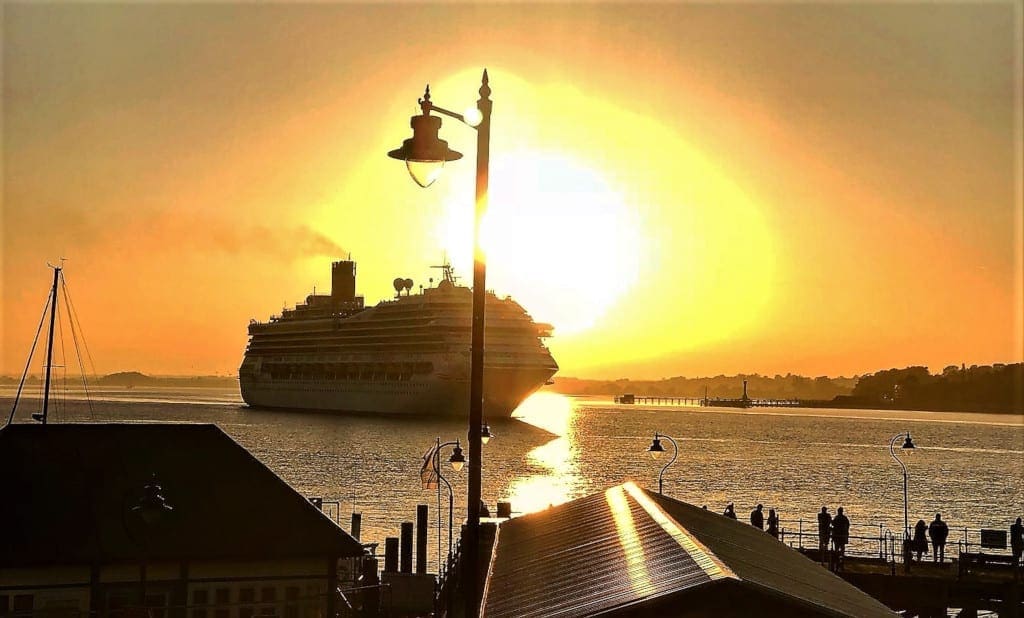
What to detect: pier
<box><xmin>614</xmin><ymin>393</ymin><xmax>703</xmax><ymax>405</ymax></box>
<box><xmin>777</xmin><ymin>519</ymin><xmax>1022</xmax><ymax>617</ymax></box>
<box><xmin>616</xmin><ymin>379</ymin><xmax>803</xmax><ymax>408</ymax></box>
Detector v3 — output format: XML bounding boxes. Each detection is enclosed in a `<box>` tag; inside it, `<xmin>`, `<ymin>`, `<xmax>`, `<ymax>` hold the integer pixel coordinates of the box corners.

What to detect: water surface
<box><xmin>4</xmin><ymin>387</ymin><xmax>1021</xmax><ymax>571</ymax></box>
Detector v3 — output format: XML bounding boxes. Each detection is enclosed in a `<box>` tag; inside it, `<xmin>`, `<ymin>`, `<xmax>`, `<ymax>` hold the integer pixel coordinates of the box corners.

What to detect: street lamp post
<box><xmin>647</xmin><ymin>432</ymin><xmax>679</xmax><ymax>495</ymax></box>
<box><xmin>889</xmin><ymin>431</ymin><xmax>916</xmax><ymax>538</ymax></box>
<box><xmin>429</xmin><ymin>438</ymin><xmax>466</xmax><ymax>571</ymax></box>
<box><xmin>127</xmin><ymin>475</ymin><xmax>174</xmax><ymax>613</ymax></box>
<box><xmin>389</xmin><ymin>70</ymin><xmax>492</xmax><ymax>617</ymax></box>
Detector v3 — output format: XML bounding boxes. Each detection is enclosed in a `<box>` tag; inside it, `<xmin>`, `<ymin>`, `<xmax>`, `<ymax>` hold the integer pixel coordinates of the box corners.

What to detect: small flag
<box><xmin>420</xmin><ymin>444</ymin><xmax>439</xmax><ymax>490</ymax></box>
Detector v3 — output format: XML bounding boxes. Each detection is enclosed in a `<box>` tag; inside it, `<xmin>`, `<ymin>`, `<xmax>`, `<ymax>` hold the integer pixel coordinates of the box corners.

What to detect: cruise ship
<box><xmin>238</xmin><ymin>260</ymin><xmax>558</xmax><ymax>416</ymax></box>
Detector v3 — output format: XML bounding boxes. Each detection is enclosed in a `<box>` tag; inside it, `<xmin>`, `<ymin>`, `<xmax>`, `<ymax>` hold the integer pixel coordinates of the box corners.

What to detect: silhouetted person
<box><xmin>832</xmin><ymin>507</ymin><xmax>850</xmax><ymax>558</ymax></box>
<box><xmin>817</xmin><ymin>506</ymin><xmax>832</xmax><ymax>560</ymax></box>
<box><xmin>913</xmin><ymin>519</ymin><xmax>929</xmax><ymax>562</ymax></box>
<box><xmin>723</xmin><ymin>502</ymin><xmax>737</xmax><ymax>519</ymax></box>
<box><xmin>750</xmin><ymin>504</ymin><xmax>764</xmax><ymax>530</ymax></box>
<box><xmin>1011</xmin><ymin>517</ymin><xmax>1023</xmax><ymax>568</ymax></box>
<box><xmin>928</xmin><ymin>513</ymin><xmax>949</xmax><ymax>563</ymax></box>
<box><xmin>767</xmin><ymin>508</ymin><xmax>779</xmax><ymax>539</ymax></box>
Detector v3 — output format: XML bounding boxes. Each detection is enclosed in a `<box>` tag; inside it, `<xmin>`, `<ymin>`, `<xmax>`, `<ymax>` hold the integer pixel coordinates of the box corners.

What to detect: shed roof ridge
<box><xmin>623</xmin><ymin>481</ymin><xmax>738</xmax><ymax>581</ymax></box>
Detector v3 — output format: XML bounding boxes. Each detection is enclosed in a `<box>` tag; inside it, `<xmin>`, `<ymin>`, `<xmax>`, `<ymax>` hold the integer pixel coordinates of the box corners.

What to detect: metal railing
<box><xmin>778</xmin><ymin>518</ymin><xmax>896</xmax><ymax>561</ymax></box>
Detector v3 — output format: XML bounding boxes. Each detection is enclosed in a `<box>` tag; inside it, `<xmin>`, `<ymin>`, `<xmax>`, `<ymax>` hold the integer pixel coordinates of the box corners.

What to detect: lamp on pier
<box><xmin>889</xmin><ymin>431</ymin><xmax>917</xmax><ymax>540</ymax></box>
<box><xmin>647</xmin><ymin>432</ymin><xmax>679</xmax><ymax>495</ymax></box>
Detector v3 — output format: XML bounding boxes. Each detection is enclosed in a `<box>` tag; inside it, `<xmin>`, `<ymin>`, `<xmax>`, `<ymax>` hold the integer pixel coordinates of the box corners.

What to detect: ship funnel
<box><xmin>332</xmin><ymin>260</ymin><xmax>356</xmax><ymax>301</ymax></box>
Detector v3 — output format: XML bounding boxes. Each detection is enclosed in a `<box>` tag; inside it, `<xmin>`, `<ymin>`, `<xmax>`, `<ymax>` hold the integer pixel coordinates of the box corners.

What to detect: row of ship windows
<box><xmin>259</xmin><ymin>363</ymin><xmax>434</xmax><ymax>382</ymax></box>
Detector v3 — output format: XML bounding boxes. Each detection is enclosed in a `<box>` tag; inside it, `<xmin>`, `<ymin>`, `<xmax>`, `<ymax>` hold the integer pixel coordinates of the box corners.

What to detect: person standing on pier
<box><xmin>750</xmin><ymin>504</ymin><xmax>764</xmax><ymax>530</ymax></box>
<box><xmin>767</xmin><ymin>508</ymin><xmax>780</xmax><ymax>539</ymax></box>
<box><xmin>1009</xmin><ymin>516</ymin><xmax>1022</xmax><ymax>567</ymax></box>
<box><xmin>832</xmin><ymin>507</ymin><xmax>851</xmax><ymax>558</ymax></box>
<box><xmin>723</xmin><ymin>503</ymin><xmax>737</xmax><ymax>519</ymax></box>
<box><xmin>913</xmin><ymin>519</ymin><xmax>929</xmax><ymax>562</ymax></box>
<box><xmin>928</xmin><ymin>513</ymin><xmax>949</xmax><ymax>563</ymax></box>
<box><xmin>817</xmin><ymin>506</ymin><xmax>832</xmax><ymax>560</ymax></box>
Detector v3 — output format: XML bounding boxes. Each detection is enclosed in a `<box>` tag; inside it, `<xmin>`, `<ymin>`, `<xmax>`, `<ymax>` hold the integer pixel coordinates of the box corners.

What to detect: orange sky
<box><xmin>2</xmin><ymin>3</ymin><xmax>1021</xmax><ymax>379</ymax></box>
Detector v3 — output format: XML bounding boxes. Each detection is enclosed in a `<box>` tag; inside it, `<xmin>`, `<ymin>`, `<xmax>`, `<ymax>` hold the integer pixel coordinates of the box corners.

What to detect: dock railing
<box><xmin>778</xmin><ymin>519</ymin><xmax>1017</xmax><ymax>572</ymax></box>
<box><xmin>778</xmin><ymin>518</ymin><xmax>896</xmax><ymax>562</ymax></box>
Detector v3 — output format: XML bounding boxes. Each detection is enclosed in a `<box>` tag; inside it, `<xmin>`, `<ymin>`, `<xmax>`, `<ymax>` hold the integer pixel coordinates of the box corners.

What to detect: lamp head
<box><xmin>131</xmin><ymin>474</ymin><xmax>174</xmax><ymax>526</ymax></box>
<box><xmin>901</xmin><ymin>432</ymin><xmax>916</xmax><ymax>453</ymax></box>
<box><xmin>648</xmin><ymin>434</ymin><xmax>666</xmax><ymax>460</ymax></box>
<box><xmin>481</xmin><ymin>423</ymin><xmax>493</xmax><ymax>445</ymax></box>
<box><xmin>449</xmin><ymin>441</ymin><xmax>466</xmax><ymax>471</ymax></box>
<box><xmin>387</xmin><ymin>86</ymin><xmax>463</xmax><ymax>188</ymax></box>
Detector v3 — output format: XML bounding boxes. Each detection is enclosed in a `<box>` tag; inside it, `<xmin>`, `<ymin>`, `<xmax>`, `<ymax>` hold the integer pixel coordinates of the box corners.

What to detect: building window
<box><xmin>192</xmin><ymin>589</ymin><xmax>209</xmax><ymax>618</ymax></box>
<box><xmin>145</xmin><ymin>592</ymin><xmax>167</xmax><ymax>618</ymax></box>
<box><xmin>239</xmin><ymin>588</ymin><xmax>255</xmax><ymax>618</ymax></box>
<box><xmin>259</xmin><ymin>588</ymin><xmax>276</xmax><ymax>617</ymax></box>
<box><xmin>12</xmin><ymin>596</ymin><xmax>32</xmax><ymax>617</ymax></box>
<box><xmin>214</xmin><ymin>588</ymin><xmax>231</xmax><ymax>618</ymax></box>
<box><xmin>303</xmin><ymin>586</ymin><xmax>320</xmax><ymax>618</ymax></box>
<box><xmin>283</xmin><ymin>587</ymin><xmax>299</xmax><ymax>618</ymax></box>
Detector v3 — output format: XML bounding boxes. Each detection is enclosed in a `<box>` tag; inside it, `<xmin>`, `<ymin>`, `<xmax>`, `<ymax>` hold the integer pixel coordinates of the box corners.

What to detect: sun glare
<box><xmin>437</xmin><ymin>151</ymin><xmax>643</xmax><ymax>334</ymax></box>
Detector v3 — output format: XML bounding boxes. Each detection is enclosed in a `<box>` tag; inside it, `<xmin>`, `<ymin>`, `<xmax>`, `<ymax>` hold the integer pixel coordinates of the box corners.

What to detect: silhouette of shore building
<box><xmin>0</xmin><ymin>424</ymin><xmax>363</xmax><ymax>618</ymax></box>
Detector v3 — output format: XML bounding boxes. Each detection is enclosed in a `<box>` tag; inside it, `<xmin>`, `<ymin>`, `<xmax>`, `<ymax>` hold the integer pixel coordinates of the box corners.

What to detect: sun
<box><xmin>436</xmin><ymin>150</ymin><xmax>644</xmax><ymax>334</ymax></box>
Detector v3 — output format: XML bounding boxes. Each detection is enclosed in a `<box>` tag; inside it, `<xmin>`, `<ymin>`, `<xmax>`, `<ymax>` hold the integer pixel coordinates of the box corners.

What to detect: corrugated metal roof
<box><xmin>481</xmin><ymin>482</ymin><xmax>894</xmax><ymax>618</ymax></box>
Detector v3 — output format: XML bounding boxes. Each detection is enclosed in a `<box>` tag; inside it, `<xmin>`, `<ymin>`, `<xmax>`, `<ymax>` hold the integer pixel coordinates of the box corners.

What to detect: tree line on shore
<box><xmin>552</xmin><ymin>363</ymin><xmax>1023</xmax><ymax>414</ymax></box>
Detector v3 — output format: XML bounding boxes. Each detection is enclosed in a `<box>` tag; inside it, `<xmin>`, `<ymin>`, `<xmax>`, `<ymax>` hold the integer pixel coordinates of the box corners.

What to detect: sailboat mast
<box><xmin>40</xmin><ymin>266</ymin><xmax>61</xmax><ymax>425</ymax></box>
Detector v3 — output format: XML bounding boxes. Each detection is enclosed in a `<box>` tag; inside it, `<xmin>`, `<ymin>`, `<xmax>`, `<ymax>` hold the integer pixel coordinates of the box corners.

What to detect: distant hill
<box><xmin>0</xmin><ymin>372</ymin><xmax>238</xmax><ymax>388</ymax></box>
<box><xmin>93</xmin><ymin>372</ymin><xmax>238</xmax><ymax>387</ymax></box>
<box><xmin>94</xmin><ymin>371</ymin><xmax>153</xmax><ymax>386</ymax></box>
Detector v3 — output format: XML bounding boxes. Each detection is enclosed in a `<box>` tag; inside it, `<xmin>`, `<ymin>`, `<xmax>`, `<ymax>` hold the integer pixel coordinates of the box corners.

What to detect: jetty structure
<box><xmin>616</xmin><ymin>380</ymin><xmax>801</xmax><ymax>408</ymax></box>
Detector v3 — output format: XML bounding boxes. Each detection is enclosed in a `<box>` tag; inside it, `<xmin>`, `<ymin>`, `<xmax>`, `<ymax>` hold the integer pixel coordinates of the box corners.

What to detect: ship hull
<box><xmin>239</xmin><ymin>365</ymin><xmax>554</xmax><ymax>417</ymax></box>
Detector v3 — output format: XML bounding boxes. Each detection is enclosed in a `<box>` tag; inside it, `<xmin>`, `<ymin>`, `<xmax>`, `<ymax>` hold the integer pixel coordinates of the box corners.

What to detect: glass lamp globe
<box><xmin>449</xmin><ymin>443</ymin><xmax>466</xmax><ymax>471</ymax></box>
<box><xmin>406</xmin><ymin>160</ymin><xmax>445</xmax><ymax>188</ymax></box>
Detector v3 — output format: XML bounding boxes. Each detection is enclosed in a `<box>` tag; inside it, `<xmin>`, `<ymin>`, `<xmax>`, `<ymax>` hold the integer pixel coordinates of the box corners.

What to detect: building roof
<box><xmin>0</xmin><ymin>423</ymin><xmax>363</xmax><ymax>567</ymax></box>
<box><xmin>481</xmin><ymin>482</ymin><xmax>895</xmax><ymax>618</ymax></box>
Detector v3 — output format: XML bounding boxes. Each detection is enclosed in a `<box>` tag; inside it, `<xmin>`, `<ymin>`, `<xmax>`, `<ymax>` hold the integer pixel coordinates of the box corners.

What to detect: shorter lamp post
<box><xmin>647</xmin><ymin>432</ymin><xmax>678</xmax><ymax>495</ymax></box>
<box><xmin>428</xmin><ymin>439</ymin><xmax>466</xmax><ymax>572</ymax></box>
<box><xmin>889</xmin><ymin>431</ymin><xmax>916</xmax><ymax>540</ymax></box>
<box><xmin>890</xmin><ymin>431</ymin><xmax>916</xmax><ymax>571</ymax></box>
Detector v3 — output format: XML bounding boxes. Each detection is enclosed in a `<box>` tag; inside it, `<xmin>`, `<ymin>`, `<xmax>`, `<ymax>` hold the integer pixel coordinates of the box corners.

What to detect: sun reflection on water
<box><xmin>511</xmin><ymin>391</ymin><xmax>574</xmax><ymax>436</ymax></box>
<box><xmin>506</xmin><ymin>392</ymin><xmax>581</xmax><ymax>514</ymax></box>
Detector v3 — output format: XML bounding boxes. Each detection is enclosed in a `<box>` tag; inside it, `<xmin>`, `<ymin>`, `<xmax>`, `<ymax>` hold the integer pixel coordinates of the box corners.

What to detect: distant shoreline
<box><xmin>0</xmin><ymin>371</ymin><xmax>238</xmax><ymax>388</ymax></box>
<box><xmin>3</xmin><ymin>365</ymin><xmax>1020</xmax><ymax>415</ymax></box>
